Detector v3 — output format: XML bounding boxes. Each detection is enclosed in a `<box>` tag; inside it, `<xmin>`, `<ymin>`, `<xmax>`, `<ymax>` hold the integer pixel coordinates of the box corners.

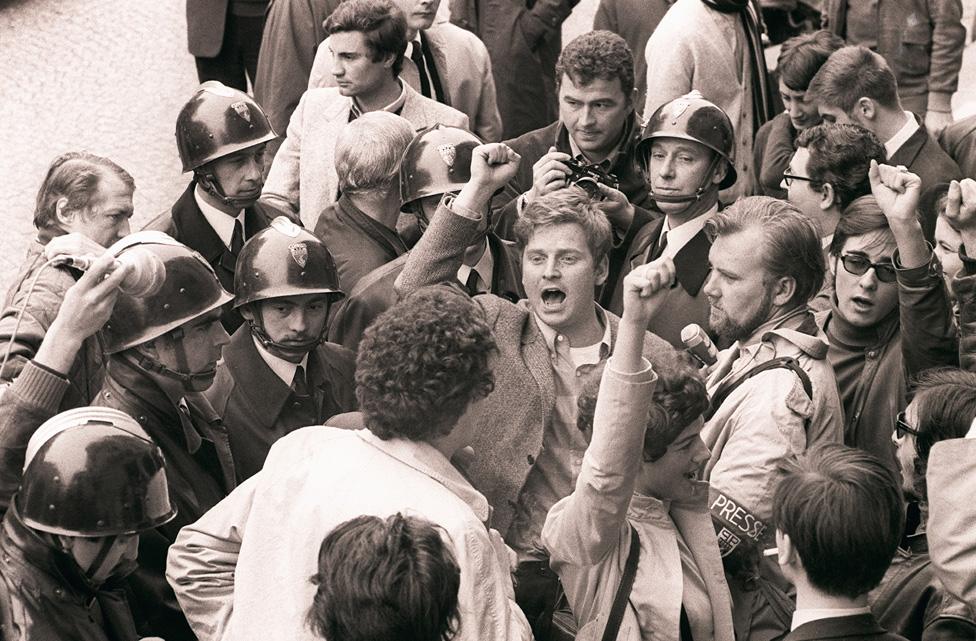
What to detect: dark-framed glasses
<box><xmin>782</xmin><ymin>173</ymin><xmax>815</xmax><ymax>187</ymax></box>
<box><xmin>839</xmin><ymin>253</ymin><xmax>897</xmax><ymax>283</ymax></box>
<box><xmin>895</xmin><ymin>410</ymin><xmax>920</xmax><ymax>438</ymax></box>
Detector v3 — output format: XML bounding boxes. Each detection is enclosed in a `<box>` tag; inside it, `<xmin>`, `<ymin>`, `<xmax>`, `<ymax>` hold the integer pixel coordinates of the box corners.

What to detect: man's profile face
<box><xmin>330</xmin><ymin>31</ymin><xmax>392</xmax><ymax>98</ymax></box>
<box><xmin>703</xmin><ymin>226</ymin><xmax>778</xmax><ymax>344</ymax></box>
<box><xmin>558</xmin><ymin>74</ymin><xmax>631</xmax><ymax>161</ymax></box>
<box><xmin>779</xmin><ymin>80</ymin><xmax>820</xmax><ymax>131</ymax></box>
<box><xmin>208</xmin><ymin>143</ymin><xmax>267</xmax><ymax>203</ymax></box>
<box><xmin>782</xmin><ymin>147</ymin><xmax>836</xmax><ymax>237</ymax></box>
<box><xmin>152</xmin><ymin>309</ymin><xmax>230</xmax><ymax>392</ymax></box>
<box><xmin>66</xmin><ymin>172</ymin><xmax>134</xmax><ymax>247</ymax></box>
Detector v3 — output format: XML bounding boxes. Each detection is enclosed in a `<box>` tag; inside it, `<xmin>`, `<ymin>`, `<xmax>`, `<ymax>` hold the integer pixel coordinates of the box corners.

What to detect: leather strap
<box><xmin>601</xmin><ymin>524</ymin><xmax>641</xmax><ymax>641</ymax></box>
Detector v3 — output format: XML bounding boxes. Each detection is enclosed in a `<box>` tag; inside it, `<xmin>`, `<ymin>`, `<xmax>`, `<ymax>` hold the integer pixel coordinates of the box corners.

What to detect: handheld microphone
<box><xmin>52</xmin><ymin>247</ymin><xmax>166</xmax><ymax>297</ymax></box>
<box><xmin>681</xmin><ymin>323</ymin><xmax>718</xmax><ymax>367</ymax></box>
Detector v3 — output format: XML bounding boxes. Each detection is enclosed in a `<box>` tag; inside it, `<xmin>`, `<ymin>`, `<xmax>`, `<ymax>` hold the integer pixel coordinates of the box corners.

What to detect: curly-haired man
<box><xmin>166</xmin><ymin>286</ymin><xmax>531</xmax><ymax>641</ymax></box>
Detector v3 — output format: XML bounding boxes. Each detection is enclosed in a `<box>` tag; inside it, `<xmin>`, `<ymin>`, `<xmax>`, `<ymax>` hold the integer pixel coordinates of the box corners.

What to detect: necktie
<box><xmin>409</xmin><ymin>42</ymin><xmax>432</xmax><ymax>99</ymax></box>
<box><xmin>231</xmin><ymin>219</ymin><xmax>244</xmax><ymax>255</ymax></box>
<box><xmin>465</xmin><ymin>268</ymin><xmax>482</xmax><ymax>296</ymax></box>
<box><xmin>292</xmin><ymin>366</ymin><xmax>309</xmax><ymax>397</ymax></box>
<box><xmin>650</xmin><ymin>230</ymin><xmax>669</xmax><ymax>262</ymax></box>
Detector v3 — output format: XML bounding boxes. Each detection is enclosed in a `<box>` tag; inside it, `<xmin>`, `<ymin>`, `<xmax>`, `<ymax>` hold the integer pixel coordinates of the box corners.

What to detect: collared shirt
<box><xmin>565</xmin><ymin>118</ymin><xmax>630</xmax><ymax>169</ymax></box>
<box><xmin>792</xmin><ymin>607</ymin><xmax>873</xmax><ymax>631</ymax></box>
<box><xmin>349</xmin><ymin>79</ymin><xmax>408</xmax><ymax>120</ymax></box>
<box><xmin>508</xmin><ymin>306</ymin><xmax>613</xmax><ymax>559</ymax></box>
<box><xmin>650</xmin><ymin>204</ymin><xmax>719</xmax><ymax>262</ymax></box>
<box><xmin>252</xmin><ymin>337</ymin><xmax>309</xmax><ymax>387</ymax></box>
<box><xmin>457</xmin><ymin>239</ymin><xmax>494</xmax><ymax>294</ymax></box>
<box><xmin>885</xmin><ymin>111</ymin><xmax>921</xmax><ymax>158</ymax></box>
<box><xmin>404</xmin><ymin>35</ymin><xmax>443</xmax><ymax>103</ymax></box>
<box><xmin>194</xmin><ymin>185</ymin><xmax>245</xmax><ymax>250</ymax></box>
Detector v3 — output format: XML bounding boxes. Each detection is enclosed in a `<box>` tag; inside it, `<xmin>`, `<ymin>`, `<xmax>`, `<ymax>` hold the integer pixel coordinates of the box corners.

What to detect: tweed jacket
<box><xmin>394</xmin><ymin>199</ymin><xmax>681</xmax><ymax>534</ymax></box>
<box><xmin>643</xmin><ymin>0</ymin><xmax>760</xmax><ymax>201</ymax></box>
<box><xmin>607</xmin><ymin>216</ymin><xmax>713</xmax><ymax>349</ymax></box>
<box><xmin>888</xmin><ymin>121</ymin><xmax>962</xmax><ymax>194</ymax></box>
<box><xmin>822</xmin><ymin>0</ymin><xmax>965</xmax><ymax>112</ymax></box>
<box><xmin>928</xmin><ymin>437</ymin><xmax>976</xmax><ymax>611</ymax></box>
<box><xmin>186</xmin><ymin>0</ymin><xmax>229</xmax><ymax>58</ymax></box>
<box><xmin>261</xmin><ymin>85</ymin><xmax>469</xmax><ymax>228</ymax></box>
<box><xmin>939</xmin><ymin>114</ymin><xmax>976</xmax><ymax>180</ymax></box>
<box><xmin>205</xmin><ymin>325</ymin><xmax>357</xmax><ymax>481</ymax></box>
<box><xmin>308</xmin><ymin>24</ymin><xmax>503</xmax><ymax>142</ymax></box>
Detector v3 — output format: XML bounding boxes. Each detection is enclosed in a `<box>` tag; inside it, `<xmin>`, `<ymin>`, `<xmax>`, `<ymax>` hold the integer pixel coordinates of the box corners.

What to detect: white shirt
<box><xmin>791</xmin><ymin>606</ymin><xmax>873</xmax><ymax>631</ymax></box>
<box><xmin>657</xmin><ymin>204</ymin><xmax>719</xmax><ymax>260</ymax></box>
<box><xmin>884</xmin><ymin>111</ymin><xmax>920</xmax><ymax>158</ymax></box>
<box><xmin>404</xmin><ymin>35</ymin><xmax>442</xmax><ymax>103</ymax></box>
<box><xmin>252</xmin><ymin>337</ymin><xmax>308</xmax><ymax>386</ymax></box>
<box><xmin>194</xmin><ymin>185</ymin><xmax>245</xmax><ymax>250</ymax></box>
<box><xmin>456</xmin><ymin>239</ymin><xmax>493</xmax><ymax>294</ymax></box>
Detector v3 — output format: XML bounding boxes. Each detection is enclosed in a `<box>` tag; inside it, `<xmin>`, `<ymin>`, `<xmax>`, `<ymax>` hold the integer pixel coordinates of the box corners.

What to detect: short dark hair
<box><xmin>773</xmin><ymin>444</ymin><xmax>904</xmax><ymax>599</ymax></box>
<box><xmin>707</xmin><ymin>196</ymin><xmax>826</xmax><ymax>308</ymax></box>
<box><xmin>34</xmin><ymin>152</ymin><xmax>135</xmax><ymax>234</ymax></box>
<box><xmin>556</xmin><ymin>30</ymin><xmax>635</xmax><ymax>100</ymax></box>
<box><xmin>355</xmin><ymin>285</ymin><xmax>496</xmax><ymax>441</ymax></box>
<box><xmin>307</xmin><ymin>513</ymin><xmax>460</xmax><ymax>641</ymax></box>
<box><xmin>910</xmin><ymin>368</ymin><xmax>976</xmax><ymax>500</ymax></box>
<box><xmin>796</xmin><ymin>123</ymin><xmax>886</xmax><ymax>211</ymax></box>
<box><xmin>777</xmin><ymin>30</ymin><xmax>845</xmax><ymax>92</ymax></box>
<box><xmin>828</xmin><ymin>195</ymin><xmax>892</xmax><ymax>257</ymax></box>
<box><xmin>324</xmin><ymin>0</ymin><xmax>407</xmax><ymax>76</ymax></box>
<box><xmin>514</xmin><ymin>189</ymin><xmax>613</xmax><ymax>263</ymax></box>
<box><xmin>577</xmin><ymin>357</ymin><xmax>708</xmax><ymax>462</ymax></box>
<box><xmin>807</xmin><ymin>46</ymin><xmax>900</xmax><ymax>113</ymax></box>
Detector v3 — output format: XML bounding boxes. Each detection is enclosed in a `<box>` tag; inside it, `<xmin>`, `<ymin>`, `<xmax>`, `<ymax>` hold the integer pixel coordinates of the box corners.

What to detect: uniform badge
<box><xmin>437</xmin><ymin>144</ymin><xmax>457</xmax><ymax>168</ymax></box>
<box><xmin>669</xmin><ymin>100</ymin><xmax>690</xmax><ymax>122</ymax></box>
<box><xmin>231</xmin><ymin>101</ymin><xmax>252</xmax><ymax>124</ymax></box>
<box><xmin>289</xmin><ymin>242</ymin><xmax>308</xmax><ymax>268</ymax></box>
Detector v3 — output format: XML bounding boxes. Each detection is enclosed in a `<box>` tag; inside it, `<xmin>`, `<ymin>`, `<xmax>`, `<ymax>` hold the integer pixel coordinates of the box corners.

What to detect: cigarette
<box><xmin>762</xmin><ymin>547</ymin><xmax>778</xmax><ymax>557</ymax></box>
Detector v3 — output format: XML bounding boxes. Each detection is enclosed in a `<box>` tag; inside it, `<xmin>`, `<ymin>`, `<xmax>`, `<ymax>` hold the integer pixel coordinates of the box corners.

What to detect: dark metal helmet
<box><xmin>400</xmin><ymin>124</ymin><xmax>483</xmax><ymax>209</ymax></box>
<box><xmin>234</xmin><ymin>217</ymin><xmax>344</xmax><ymax>309</ymax></box>
<box><xmin>102</xmin><ymin>231</ymin><xmax>233</xmax><ymax>354</ymax></box>
<box><xmin>18</xmin><ymin>407</ymin><xmax>176</xmax><ymax>537</ymax></box>
<box><xmin>637</xmin><ymin>91</ymin><xmax>737</xmax><ymax>190</ymax></box>
<box><xmin>176</xmin><ymin>81</ymin><xmax>277</xmax><ymax>173</ymax></box>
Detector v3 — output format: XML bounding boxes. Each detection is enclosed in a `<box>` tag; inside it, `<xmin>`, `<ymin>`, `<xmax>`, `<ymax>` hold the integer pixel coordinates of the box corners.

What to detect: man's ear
<box><xmin>828</xmin><ymin>253</ymin><xmax>838</xmax><ymax>277</ymax></box>
<box><xmin>134</xmin><ymin>339</ymin><xmax>160</xmax><ymax>361</ymax></box>
<box><xmin>771</xmin><ymin>275</ymin><xmax>797</xmax><ymax>308</ymax></box>
<box><xmin>54</xmin><ymin>197</ymin><xmax>75</xmax><ymax>227</ymax></box>
<box><xmin>819</xmin><ymin>182</ymin><xmax>836</xmax><ymax>211</ymax></box>
<box><xmin>711</xmin><ymin>159</ymin><xmax>729</xmax><ymax>186</ymax></box>
<box><xmin>382</xmin><ymin>51</ymin><xmax>397</xmax><ymax>70</ymax></box>
<box><xmin>856</xmin><ymin>96</ymin><xmax>876</xmax><ymax>122</ymax></box>
<box><xmin>594</xmin><ymin>254</ymin><xmax>609</xmax><ymax>287</ymax></box>
<box><xmin>775</xmin><ymin>528</ymin><xmax>800</xmax><ymax>570</ymax></box>
<box><xmin>240</xmin><ymin>304</ymin><xmax>256</xmax><ymax>323</ymax></box>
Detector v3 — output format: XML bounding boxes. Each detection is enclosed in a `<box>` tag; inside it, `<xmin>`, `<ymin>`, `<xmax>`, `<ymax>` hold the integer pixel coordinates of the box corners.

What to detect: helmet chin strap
<box><xmin>84</xmin><ymin>535</ymin><xmax>118</xmax><ymax>582</ymax></box>
<box><xmin>648</xmin><ymin>154</ymin><xmax>722</xmax><ymax>213</ymax></box>
<box><xmin>134</xmin><ymin>328</ymin><xmax>217</xmax><ymax>391</ymax></box>
<box><xmin>196</xmin><ymin>171</ymin><xmax>259</xmax><ymax>211</ymax></box>
<box><xmin>248</xmin><ymin>321</ymin><xmax>322</xmax><ymax>360</ymax></box>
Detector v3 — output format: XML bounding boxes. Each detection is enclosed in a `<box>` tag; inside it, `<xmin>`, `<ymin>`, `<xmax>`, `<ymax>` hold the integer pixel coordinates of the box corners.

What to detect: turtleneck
<box><xmin>824</xmin><ymin>302</ymin><xmax>900</xmax><ymax>350</ymax></box>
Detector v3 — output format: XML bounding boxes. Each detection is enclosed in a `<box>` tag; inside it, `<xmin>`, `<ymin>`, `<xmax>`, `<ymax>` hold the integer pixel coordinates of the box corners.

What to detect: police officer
<box><xmin>0</xmin><ymin>408</ymin><xmax>176</xmax><ymax>641</ymax></box>
<box><xmin>91</xmin><ymin>231</ymin><xmax>235</xmax><ymax>641</ymax></box>
<box><xmin>608</xmin><ymin>91</ymin><xmax>736</xmax><ymax>347</ymax></box>
<box><xmin>327</xmin><ymin>124</ymin><xmax>524</xmax><ymax>350</ymax></box>
<box><xmin>145</xmin><ymin>81</ymin><xmax>282</xmax><ymax>333</ymax></box>
<box><xmin>207</xmin><ymin>217</ymin><xmax>357</xmax><ymax>481</ymax></box>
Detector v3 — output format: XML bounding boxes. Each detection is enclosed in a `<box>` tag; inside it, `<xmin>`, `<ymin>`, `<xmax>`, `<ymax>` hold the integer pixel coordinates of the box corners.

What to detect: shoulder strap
<box><xmin>601</xmin><ymin>524</ymin><xmax>641</xmax><ymax>641</ymax></box>
<box><xmin>705</xmin><ymin>356</ymin><xmax>812</xmax><ymax>421</ymax></box>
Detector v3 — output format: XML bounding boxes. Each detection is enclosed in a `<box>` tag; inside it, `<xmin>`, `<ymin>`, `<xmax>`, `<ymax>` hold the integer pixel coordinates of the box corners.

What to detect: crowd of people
<box><xmin>2</xmin><ymin>0</ymin><xmax>976</xmax><ymax>639</ymax></box>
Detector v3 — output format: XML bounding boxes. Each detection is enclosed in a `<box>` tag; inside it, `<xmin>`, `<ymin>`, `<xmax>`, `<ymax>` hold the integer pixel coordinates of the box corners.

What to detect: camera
<box><xmin>563</xmin><ymin>158</ymin><xmax>619</xmax><ymax>201</ymax></box>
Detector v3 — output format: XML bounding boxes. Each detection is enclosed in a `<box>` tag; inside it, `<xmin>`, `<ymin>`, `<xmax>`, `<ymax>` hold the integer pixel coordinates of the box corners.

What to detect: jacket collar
<box><xmin>627</xmin><ymin>492</ymin><xmax>674</xmax><ymax>525</ymax></box>
<box><xmin>354</xmin><ymin>428</ymin><xmax>491</xmax><ymax>524</ymax></box>
<box><xmin>886</xmin><ymin>118</ymin><xmax>930</xmax><ymax>172</ymax></box>
<box><xmin>788</xmin><ymin>613</ymin><xmax>886</xmax><ymax>640</ymax></box>
<box><xmin>486</xmin><ymin>232</ymin><xmax>524</xmax><ymax>303</ymax></box>
<box><xmin>744</xmin><ymin>307</ymin><xmax>828</xmax><ymax>360</ymax></box>
<box><xmin>171</xmin><ymin>181</ymin><xmax>270</xmax><ymax>268</ymax></box>
<box><xmin>222</xmin><ymin>327</ymin><xmax>299</xmax><ymax>427</ymax></box>
<box><xmin>628</xmin><ymin>218</ymin><xmax>714</xmax><ymax>297</ymax></box>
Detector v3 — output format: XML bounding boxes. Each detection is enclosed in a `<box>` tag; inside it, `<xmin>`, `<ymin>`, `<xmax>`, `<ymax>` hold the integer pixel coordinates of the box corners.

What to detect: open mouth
<box><xmin>851</xmin><ymin>295</ymin><xmax>874</xmax><ymax>311</ymax></box>
<box><xmin>541</xmin><ymin>288</ymin><xmax>566</xmax><ymax>307</ymax></box>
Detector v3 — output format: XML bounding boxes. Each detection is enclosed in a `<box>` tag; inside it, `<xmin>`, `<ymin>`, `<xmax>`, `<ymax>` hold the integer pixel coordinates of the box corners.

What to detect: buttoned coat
<box><xmin>308</xmin><ymin>24</ymin><xmax>503</xmax><ymax>142</ymax></box>
<box><xmin>394</xmin><ymin>200</ymin><xmax>681</xmax><ymax>535</ymax></box>
<box><xmin>643</xmin><ymin>0</ymin><xmax>761</xmax><ymax>200</ymax></box>
<box><xmin>261</xmin><ymin>85</ymin><xmax>469</xmax><ymax>228</ymax></box>
<box><xmin>186</xmin><ymin>0</ymin><xmax>229</xmax><ymax>58</ymax></box>
<box><xmin>205</xmin><ymin>326</ymin><xmax>357</xmax><ymax>481</ymax></box>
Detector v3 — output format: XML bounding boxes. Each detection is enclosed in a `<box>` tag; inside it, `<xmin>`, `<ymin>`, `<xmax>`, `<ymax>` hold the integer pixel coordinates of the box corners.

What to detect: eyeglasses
<box><xmin>839</xmin><ymin>254</ymin><xmax>898</xmax><ymax>283</ymax></box>
<box><xmin>781</xmin><ymin>173</ymin><xmax>816</xmax><ymax>187</ymax></box>
<box><xmin>895</xmin><ymin>411</ymin><xmax>919</xmax><ymax>438</ymax></box>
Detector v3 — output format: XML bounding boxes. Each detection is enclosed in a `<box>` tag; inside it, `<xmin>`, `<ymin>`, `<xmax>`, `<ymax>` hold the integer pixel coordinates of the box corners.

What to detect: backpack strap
<box><xmin>705</xmin><ymin>356</ymin><xmax>812</xmax><ymax>421</ymax></box>
<box><xmin>601</xmin><ymin>524</ymin><xmax>641</xmax><ymax>641</ymax></box>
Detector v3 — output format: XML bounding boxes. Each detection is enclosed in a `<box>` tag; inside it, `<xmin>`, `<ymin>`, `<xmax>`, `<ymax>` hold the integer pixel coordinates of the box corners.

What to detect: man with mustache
<box><xmin>145</xmin><ymin>81</ymin><xmax>281</xmax><ymax>333</ymax></box>
<box><xmin>206</xmin><ymin>218</ymin><xmax>357</xmax><ymax>481</ymax></box>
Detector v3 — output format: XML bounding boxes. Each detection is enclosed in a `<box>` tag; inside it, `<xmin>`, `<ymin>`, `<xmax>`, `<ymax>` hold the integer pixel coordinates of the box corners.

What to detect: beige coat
<box><xmin>928</xmin><ymin>436</ymin><xmax>976</xmax><ymax>610</ymax></box>
<box><xmin>261</xmin><ymin>84</ymin><xmax>468</xmax><ymax>228</ymax></box>
<box><xmin>308</xmin><ymin>23</ymin><xmax>502</xmax><ymax>142</ymax></box>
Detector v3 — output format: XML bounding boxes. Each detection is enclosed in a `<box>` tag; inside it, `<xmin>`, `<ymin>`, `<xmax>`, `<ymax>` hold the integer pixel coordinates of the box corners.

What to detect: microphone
<box><xmin>681</xmin><ymin>323</ymin><xmax>718</xmax><ymax>367</ymax></box>
<box><xmin>52</xmin><ymin>247</ymin><xmax>166</xmax><ymax>297</ymax></box>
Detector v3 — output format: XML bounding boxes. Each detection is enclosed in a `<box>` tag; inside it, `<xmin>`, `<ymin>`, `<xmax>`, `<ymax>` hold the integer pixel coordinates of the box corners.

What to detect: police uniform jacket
<box><xmin>328</xmin><ymin>231</ymin><xmax>524</xmax><ymax>352</ymax></box>
<box><xmin>394</xmin><ymin>199</ymin><xmax>681</xmax><ymax>535</ymax></box>
<box><xmin>206</xmin><ymin>325</ymin><xmax>357</xmax><ymax>481</ymax></box>
<box><xmin>92</xmin><ymin>355</ymin><xmax>237</xmax><ymax>641</ymax></box>
<box><xmin>143</xmin><ymin>182</ymin><xmax>278</xmax><ymax>333</ymax></box>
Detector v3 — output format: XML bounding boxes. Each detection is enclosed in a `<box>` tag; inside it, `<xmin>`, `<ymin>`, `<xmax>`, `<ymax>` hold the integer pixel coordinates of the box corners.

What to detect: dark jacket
<box><xmin>0</xmin><ymin>240</ymin><xmax>104</xmax><ymax>410</ymax></box>
<box><xmin>0</xmin><ymin>503</ymin><xmax>143</xmax><ymax>641</ymax></box>
<box><xmin>870</xmin><ymin>531</ymin><xmax>976</xmax><ymax>641</ymax></box>
<box><xmin>951</xmin><ymin>249</ymin><xmax>976</xmax><ymax>372</ymax></box>
<box><xmin>206</xmin><ymin>326</ymin><xmax>357</xmax><ymax>481</ymax></box>
<box><xmin>143</xmin><ymin>182</ymin><xmax>278</xmax><ymax>333</ymax></box>
<box><xmin>91</xmin><ymin>355</ymin><xmax>237</xmax><ymax>641</ymax></box>
<box><xmin>753</xmin><ymin>111</ymin><xmax>795</xmax><ymax>200</ymax></box>
<box><xmin>816</xmin><ymin>251</ymin><xmax>958</xmax><ymax>475</ymax></box>
<box><xmin>786</xmin><ymin>613</ymin><xmax>910</xmax><ymax>641</ymax></box>
<box><xmin>450</xmin><ymin>0</ymin><xmax>574</xmax><ymax>139</ymax></box>
<box><xmin>888</xmin><ymin>123</ymin><xmax>962</xmax><ymax>194</ymax></box>
<box><xmin>312</xmin><ymin>195</ymin><xmax>408</xmax><ymax>294</ymax></box>
<box><xmin>328</xmin><ymin>232</ymin><xmax>524</xmax><ymax>352</ymax></box>
<box><xmin>607</xmin><ymin>216</ymin><xmax>713</xmax><ymax>349</ymax></box>
<box><xmin>939</xmin><ymin>114</ymin><xmax>976</xmax><ymax>187</ymax></box>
